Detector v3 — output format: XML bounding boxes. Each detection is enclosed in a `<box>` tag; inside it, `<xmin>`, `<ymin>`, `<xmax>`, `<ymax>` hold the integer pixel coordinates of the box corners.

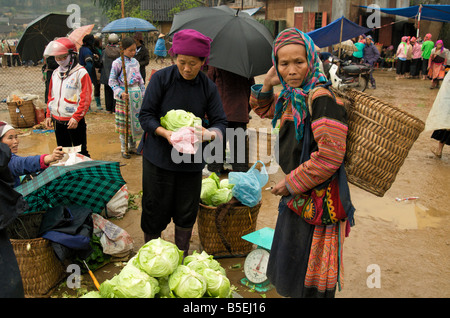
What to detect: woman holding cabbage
<box><xmin>138</xmin><ymin>29</ymin><xmax>227</xmax><ymax>256</ymax></box>
<box><xmin>249</xmin><ymin>28</ymin><xmax>355</xmax><ymax>298</ymax></box>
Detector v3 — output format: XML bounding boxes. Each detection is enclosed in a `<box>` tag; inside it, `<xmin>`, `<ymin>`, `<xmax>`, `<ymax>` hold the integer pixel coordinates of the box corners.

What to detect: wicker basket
<box><xmin>332</xmin><ymin>88</ymin><xmax>425</xmax><ymax>197</ymax></box>
<box><xmin>197</xmin><ymin>201</ymin><xmax>261</xmax><ymax>258</ymax></box>
<box><xmin>7</xmin><ymin>100</ymin><xmax>36</xmax><ymax>128</ymax></box>
<box><xmin>7</xmin><ymin>212</ymin><xmax>65</xmax><ymax>298</ymax></box>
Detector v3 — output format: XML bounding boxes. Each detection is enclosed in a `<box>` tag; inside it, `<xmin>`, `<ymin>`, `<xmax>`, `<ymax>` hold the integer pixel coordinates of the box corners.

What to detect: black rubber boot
<box><xmin>175</xmin><ymin>225</ymin><xmax>193</xmax><ymax>258</ymax></box>
<box><xmin>144</xmin><ymin>232</ymin><xmax>161</xmax><ymax>243</ymax></box>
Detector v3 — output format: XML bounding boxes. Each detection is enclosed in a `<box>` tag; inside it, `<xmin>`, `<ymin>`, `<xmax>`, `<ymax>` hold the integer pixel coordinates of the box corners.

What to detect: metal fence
<box><xmin>0</xmin><ymin>64</ymin><xmax>46</xmax><ymax>102</ymax></box>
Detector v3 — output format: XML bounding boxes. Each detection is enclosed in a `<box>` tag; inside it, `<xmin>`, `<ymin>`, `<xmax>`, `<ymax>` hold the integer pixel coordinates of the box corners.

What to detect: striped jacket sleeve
<box><xmin>249</xmin><ymin>84</ymin><xmax>277</xmax><ymax>119</ymax></box>
<box><xmin>285</xmin><ymin>89</ymin><xmax>348</xmax><ymax>195</ymax></box>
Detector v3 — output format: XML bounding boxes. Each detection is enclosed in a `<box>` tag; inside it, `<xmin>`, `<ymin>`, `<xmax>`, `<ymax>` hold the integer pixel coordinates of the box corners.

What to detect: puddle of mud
<box><xmin>350</xmin><ymin>186</ymin><xmax>442</xmax><ymax>230</ymax></box>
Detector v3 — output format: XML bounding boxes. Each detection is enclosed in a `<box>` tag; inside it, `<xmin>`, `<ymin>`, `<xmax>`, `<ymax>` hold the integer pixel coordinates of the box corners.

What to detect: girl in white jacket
<box><xmin>44</xmin><ymin>37</ymin><xmax>92</xmax><ymax>157</ymax></box>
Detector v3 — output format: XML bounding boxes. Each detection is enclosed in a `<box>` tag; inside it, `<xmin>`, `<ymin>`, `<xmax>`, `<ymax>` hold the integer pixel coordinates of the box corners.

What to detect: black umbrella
<box><xmin>169</xmin><ymin>6</ymin><xmax>274</xmax><ymax>78</ymax></box>
<box><xmin>16</xmin><ymin>13</ymin><xmax>72</xmax><ymax>63</ymax></box>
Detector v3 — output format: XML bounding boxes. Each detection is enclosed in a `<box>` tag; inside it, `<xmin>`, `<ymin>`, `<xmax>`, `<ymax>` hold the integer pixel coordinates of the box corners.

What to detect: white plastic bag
<box><xmin>92</xmin><ymin>214</ymin><xmax>134</xmax><ymax>257</ymax></box>
<box><xmin>105</xmin><ymin>185</ymin><xmax>129</xmax><ymax>219</ymax></box>
<box><xmin>425</xmin><ymin>72</ymin><xmax>450</xmax><ymax>131</ymax></box>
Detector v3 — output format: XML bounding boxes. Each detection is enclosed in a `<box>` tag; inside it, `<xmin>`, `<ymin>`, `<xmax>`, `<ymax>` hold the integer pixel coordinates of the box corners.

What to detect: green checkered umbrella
<box><xmin>15</xmin><ymin>161</ymin><xmax>126</xmax><ymax>214</ymax></box>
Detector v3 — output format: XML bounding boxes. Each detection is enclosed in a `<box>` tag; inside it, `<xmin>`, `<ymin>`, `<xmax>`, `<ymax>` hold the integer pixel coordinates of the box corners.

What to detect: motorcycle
<box><xmin>321</xmin><ymin>55</ymin><xmax>372</xmax><ymax>92</ymax></box>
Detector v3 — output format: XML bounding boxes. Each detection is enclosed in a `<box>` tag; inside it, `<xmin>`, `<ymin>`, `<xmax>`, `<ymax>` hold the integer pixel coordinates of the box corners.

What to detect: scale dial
<box><xmin>244</xmin><ymin>248</ymin><xmax>270</xmax><ymax>284</ymax></box>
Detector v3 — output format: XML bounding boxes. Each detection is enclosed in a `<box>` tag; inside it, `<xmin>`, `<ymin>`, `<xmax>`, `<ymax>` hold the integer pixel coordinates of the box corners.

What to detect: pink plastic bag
<box><xmin>170</xmin><ymin>126</ymin><xmax>200</xmax><ymax>154</ymax></box>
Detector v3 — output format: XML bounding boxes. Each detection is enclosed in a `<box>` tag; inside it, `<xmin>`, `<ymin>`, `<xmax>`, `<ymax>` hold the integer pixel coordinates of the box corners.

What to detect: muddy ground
<box><xmin>1</xmin><ymin>61</ymin><xmax>449</xmax><ymax>299</ymax></box>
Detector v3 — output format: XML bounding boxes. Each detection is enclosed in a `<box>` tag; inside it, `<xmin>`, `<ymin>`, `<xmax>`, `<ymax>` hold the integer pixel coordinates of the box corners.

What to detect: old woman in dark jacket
<box><xmin>363</xmin><ymin>35</ymin><xmax>380</xmax><ymax>89</ymax></box>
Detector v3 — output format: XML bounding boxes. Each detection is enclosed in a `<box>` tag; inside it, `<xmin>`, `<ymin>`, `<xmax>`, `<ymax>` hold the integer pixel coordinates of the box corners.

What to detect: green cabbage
<box><xmin>184</xmin><ymin>251</ymin><xmax>226</xmax><ymax>275</ymax></box>
<box><xmin>135</xmin><ymin>238</ymin><xmax>183</xmax><ymax>277</ymax></box>
<box><xmin>219</xmin><ymin>179</ymin><xmax>234</xmax><ymax>189</ymax></box>
<box><xmin>113</xmin><ymin>260</ymin><xmax>160</xmax><ymax>298</ymax></box>
<box><xmin>168</xmin><ymin>265</ymin><xmax>207</xmax><ymax>298</ymax></box>
<box><xmin>200</xmin><ymin>178</ymin><xmax>218</xmax><ymax>206</ymax></box>
<box><xmin>157</xmin><ymin>276</ymin><xmax>175</xmax><ymax>298</ymax></box>
<box><xmin>160</xmin><ymin>109</ymin><xmax>202</xmax><ymax>132</ymax></box>
<box><xmin>211</xmin><ymin>188</ymin><xmax>232</xmax><ymax>206</ymax></box>
<box><xmin>99</xmin><ymin>275</ymin><xmax>119</xmax><ymax>298</ymax></box>
<box><xmin>80</xmin><ymin>291</ymin><xmax>102</xmax><ymax>298</ymax></box>
<box><xmin>202</xmin><ymin>268</ymin><xmax>231</xmax><ymax>298</ymax></box>
<box><xmin>201</xmin><ymin>173</ymin><xmax>233</xmax><ymax>206</ymax></box>
<box><xmin>98</xmin><ymin>259</ymin><xmax>160</xmax><ymax>298</ymax></box>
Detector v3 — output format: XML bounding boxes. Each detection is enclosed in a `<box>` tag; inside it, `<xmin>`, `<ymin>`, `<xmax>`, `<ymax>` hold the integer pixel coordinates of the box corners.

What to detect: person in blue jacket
<box><xmin>79</xmin><ymin>34</ymin><xmax>102</xmax><ymax>111</ymax></box>
<box><xmin>0</xmin><ymin>121</ymin><xmax>64</xmax><ymax>187</ymax></box>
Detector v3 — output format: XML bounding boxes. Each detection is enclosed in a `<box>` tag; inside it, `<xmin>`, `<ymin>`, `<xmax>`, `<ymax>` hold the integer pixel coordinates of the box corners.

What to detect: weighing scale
<box><xmin>240</xmin><ymin>227</ymin><xmax>275</xmax><ymax>293</ymax></box>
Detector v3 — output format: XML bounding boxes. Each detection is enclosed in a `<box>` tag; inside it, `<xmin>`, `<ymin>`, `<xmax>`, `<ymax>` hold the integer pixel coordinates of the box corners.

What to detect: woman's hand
<box><xmin>262</xmin><ymin>66</ymin><xmax>280</xmax><ymax>92</ymax></box>
<box><xmin>67</xmin><ymin>118</ymin><xmax>78</xmax><ymax>129</ymax></box>
<box><xmin>121</xmin><ymin>92</ymin><xmax>129</xmax><ymax>100</ymax></box>
<box><xmin>156</xmin><ymin>126</ymin><xmax>173</xmax><ymax>145</ymax></box>
<box><xmin>44</xmin><ymin>146</ymin><xmax>65</xmax><ymax>165</ymax></box>
<box><xmin>195</xmin><ymin>126</ymin><xmax>216</xmax><ymax>142</ymax></box>
<box><xmin>271</xmin><ymin>178</ymin><xmax>291</xmax><ymax>197</ymax></box>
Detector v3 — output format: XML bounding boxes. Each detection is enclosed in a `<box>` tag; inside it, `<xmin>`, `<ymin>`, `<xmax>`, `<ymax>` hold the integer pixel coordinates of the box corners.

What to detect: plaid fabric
<box><xmin>271</xmin><ymin>28</ymin><xmax>328</xmax><ymax>142</ymax></box>
<box><xmin>16</xmin><ymin>161</ymin><xmax>126</xmax><ymax>214</ymax></box>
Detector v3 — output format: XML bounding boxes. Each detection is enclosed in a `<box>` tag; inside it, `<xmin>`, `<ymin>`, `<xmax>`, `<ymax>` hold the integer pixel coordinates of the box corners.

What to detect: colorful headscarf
<box><xmin>271</xmin><ymin>28</ymin><xmax>328</xmax><ymax>142</ymax></box>
<box><xmin>424</xmin><ymin>33</ymin><xmax>432</xmax><ymax>41</ymax></box>
<box><xmin>435</xmin><ymin>40</ymin><xmax>445</xmax><ymax>53</ymax></box>
<box><xmin>401</xmin><ymin>36</ymin><xmax>408</xmax><ymax>55</ymax></box>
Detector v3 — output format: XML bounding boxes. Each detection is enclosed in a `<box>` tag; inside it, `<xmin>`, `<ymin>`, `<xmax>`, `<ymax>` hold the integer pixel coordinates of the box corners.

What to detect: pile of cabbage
<box><xmin>200</xmin><ymin>172</ymin><xmax>234</xmax><ymax>207</ymax></box>
<box><xmin>80</xmin><ymin>238</ymin><xmax>231</xmax><ymax>298</ymax></box>
<box><xmin>160</xmin><ymin>109</ymin><xmax>202</xmax><ymax>132</ymax></box>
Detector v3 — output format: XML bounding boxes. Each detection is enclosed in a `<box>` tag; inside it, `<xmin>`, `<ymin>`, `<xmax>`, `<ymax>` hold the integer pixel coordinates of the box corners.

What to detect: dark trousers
<box><xmin>410</xmin><ymin>58</ymin><xmax>422</xmax><ymax>76</ymax></box>
<box><xmin>422</xmin><ymin>58</ymin><xmax>429</xmax><ymax>77</ymax></box>
<box><xmin>396</xmin><ymin>59</ymin><xmax>407</xmax><ymax>75</ymax></box>
<box><xmin>141</xmin><ymin>158</ymin><xmax>202</xmax><ymax>235</ymax></box>
<box><xmin>104</xmin><ymin>84</ymin><xmax>116</xmax><ymax>112</ymax></box>
<box><xmin>53</xmin><ymin>117</ymin><xmax>90</xmax><ymax>157</ymax></box>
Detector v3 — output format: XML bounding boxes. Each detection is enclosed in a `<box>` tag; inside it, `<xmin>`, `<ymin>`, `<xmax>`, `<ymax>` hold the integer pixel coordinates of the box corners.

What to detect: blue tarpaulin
<box><xmin>307</xmin><ymin>16</ymin><xmax>372</xmax><ymax>48</ymax></box>
<box><xmin>359</xmin><ymin>5</ymin><xmax>450</xmax><ymax>23</ymax></box>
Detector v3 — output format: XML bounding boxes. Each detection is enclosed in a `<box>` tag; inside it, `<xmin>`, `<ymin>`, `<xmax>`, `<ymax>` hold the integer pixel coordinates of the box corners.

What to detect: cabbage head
<box><xmin>210</xmin><ymin>188</ymin><xmax>232</xmax><ymax>206</ymax></box>
<box><xmin>99</xmin><ymin>275</ymin><xmax>119</xmax><ymax>298</ymax></box>
<box><xmin>160</xmin><ymin>109</ymin><xmax>202</xmax><ymax>132</ymax></box>
<box><xmin>219</xmin><ymin>179</ymin><xmax>234</xmax><ymax>190</ymax></box>
<box><xmin>184</xmin><ymin>251</ymin><xmax>226</xmax><ymax>275</ymax></box>
<box><xmin>200</xmin><ymin>178</ymin><xmax>218</xmax><ymax>206</ymax></box>
<box><xmin>202</xmin><ymin>268</ymin><xmax>231</xmax><ymax>298</ymax></box>
<box><xmin>169</xmin><ymin>265</ymin><xmax>207</xmax><ymax>298</ymax></box>
<box><xmin>113</xmin><ymin>260</ymin><xmax>160</xmax><ymax>298</ymax></box>
<box><xmin>80</xmin><ymin>291</ymin><xmax>102</xmax><ymax>298</ymax></box>
<box><xmin>157</xmin><ymin>276</ymin><xmax>175</xmax><ymax>298</ymax></box>
<box><xmin>135</xmin><ymin>238</ymin><xmax>183</xmax><ymax>277</ymax></box>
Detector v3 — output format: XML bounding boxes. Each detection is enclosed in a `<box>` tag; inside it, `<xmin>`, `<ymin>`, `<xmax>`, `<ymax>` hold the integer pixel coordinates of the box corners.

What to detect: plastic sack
<box><xmin>228</xmin><ymin>160</ymin><xmax>268</xmax><ymax>207</ymax></box>
<box><xmin>105</xmin><ymin>185</ymin><xmax>129</xmax><ymax>219</ymax></box>
<box><xmin>92</xmin><ymin>214</ymin><xmax>134</xmax><ymax>258</ymax></box>
<box><xmin>425</xmin><ymin>72</ymin><xmax>450</xmax><ymax>131</ymax></box>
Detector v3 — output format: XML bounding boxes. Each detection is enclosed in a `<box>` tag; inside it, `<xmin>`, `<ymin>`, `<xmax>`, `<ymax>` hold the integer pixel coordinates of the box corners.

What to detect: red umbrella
<box><xmin>68</xmin><ymin>24</ymin><xmax>95</xmax><ymax>50</ymax></box>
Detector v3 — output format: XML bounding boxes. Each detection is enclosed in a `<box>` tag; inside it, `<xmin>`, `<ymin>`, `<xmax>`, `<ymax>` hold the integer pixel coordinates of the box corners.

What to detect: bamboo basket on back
<box><xmin>332</xmin><ymin>88</ymin><xmax>425</xmax><ymax>197</ymax></box>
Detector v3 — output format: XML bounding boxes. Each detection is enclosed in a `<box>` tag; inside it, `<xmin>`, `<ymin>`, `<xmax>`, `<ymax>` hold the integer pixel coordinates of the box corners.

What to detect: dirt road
<box><xmin>1</xmin><ymin>61</ymin><xmax>449</xmax><ymax>298</ymax></box>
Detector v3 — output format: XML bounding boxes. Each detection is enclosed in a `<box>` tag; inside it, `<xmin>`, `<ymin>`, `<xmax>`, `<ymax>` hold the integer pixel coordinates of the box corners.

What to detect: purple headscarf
<box><xmin>169</xmin><ymin>29</ymin><xmax>212</xmax><ymax>60</ymax></box>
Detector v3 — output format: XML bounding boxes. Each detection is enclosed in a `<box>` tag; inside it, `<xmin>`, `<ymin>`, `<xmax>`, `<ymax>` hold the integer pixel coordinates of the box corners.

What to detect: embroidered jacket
<box><xmin>250</xmin><ymin>85</ymin><xmax>348</xmax><ymax>195</ymax></box>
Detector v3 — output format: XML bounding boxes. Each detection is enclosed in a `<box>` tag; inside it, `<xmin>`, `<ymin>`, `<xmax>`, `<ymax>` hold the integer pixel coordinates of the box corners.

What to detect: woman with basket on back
<box><xmin>249</xmin><ymin>28</ymin><xmax>355</xmax><ymax>298</ymax></box>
